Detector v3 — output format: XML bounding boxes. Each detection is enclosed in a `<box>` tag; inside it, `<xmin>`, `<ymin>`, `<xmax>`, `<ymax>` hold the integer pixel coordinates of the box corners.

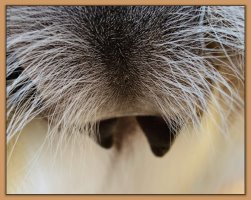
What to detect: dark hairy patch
<box><xmin>6</xmin><ymin>67</ymin><xmax>24</xmax><ymax>81</ymax></box>
<box><xmin>59</xmin><ymin>6</ymin><xmax>203</xmax><ymax>96</ymax></box>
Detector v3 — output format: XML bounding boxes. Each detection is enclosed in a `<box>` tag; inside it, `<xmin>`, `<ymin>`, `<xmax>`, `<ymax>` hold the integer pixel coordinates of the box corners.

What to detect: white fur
<box><xmin>7</xmin><ymin>6</ymin><xmax>245</xmax><ymax>194</ymax></box>
<box><xmin>7</xmin><ymin>98</ymin><xmax>244</xmax><ymax>194</ymax></box>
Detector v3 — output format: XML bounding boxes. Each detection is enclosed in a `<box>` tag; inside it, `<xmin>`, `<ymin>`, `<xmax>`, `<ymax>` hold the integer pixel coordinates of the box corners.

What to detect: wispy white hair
<box><xmin>6</xmin><ymin>6</ymin><xmax>244</xmax><ymax>193</ymax></box>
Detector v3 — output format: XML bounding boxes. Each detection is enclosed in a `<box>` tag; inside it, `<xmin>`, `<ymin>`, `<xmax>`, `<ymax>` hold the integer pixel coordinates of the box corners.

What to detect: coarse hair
<box><xmin>6</xmin><ymin>7</ymin><xmax>245</xmax><ymax>193</ymax></box>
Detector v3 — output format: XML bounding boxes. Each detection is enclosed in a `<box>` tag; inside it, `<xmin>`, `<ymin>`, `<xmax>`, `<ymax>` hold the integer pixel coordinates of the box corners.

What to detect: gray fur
<box><xmin>6</xmin><ymin>6</ymin><xmax>244</xmax><ymax>145</ymax></box>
